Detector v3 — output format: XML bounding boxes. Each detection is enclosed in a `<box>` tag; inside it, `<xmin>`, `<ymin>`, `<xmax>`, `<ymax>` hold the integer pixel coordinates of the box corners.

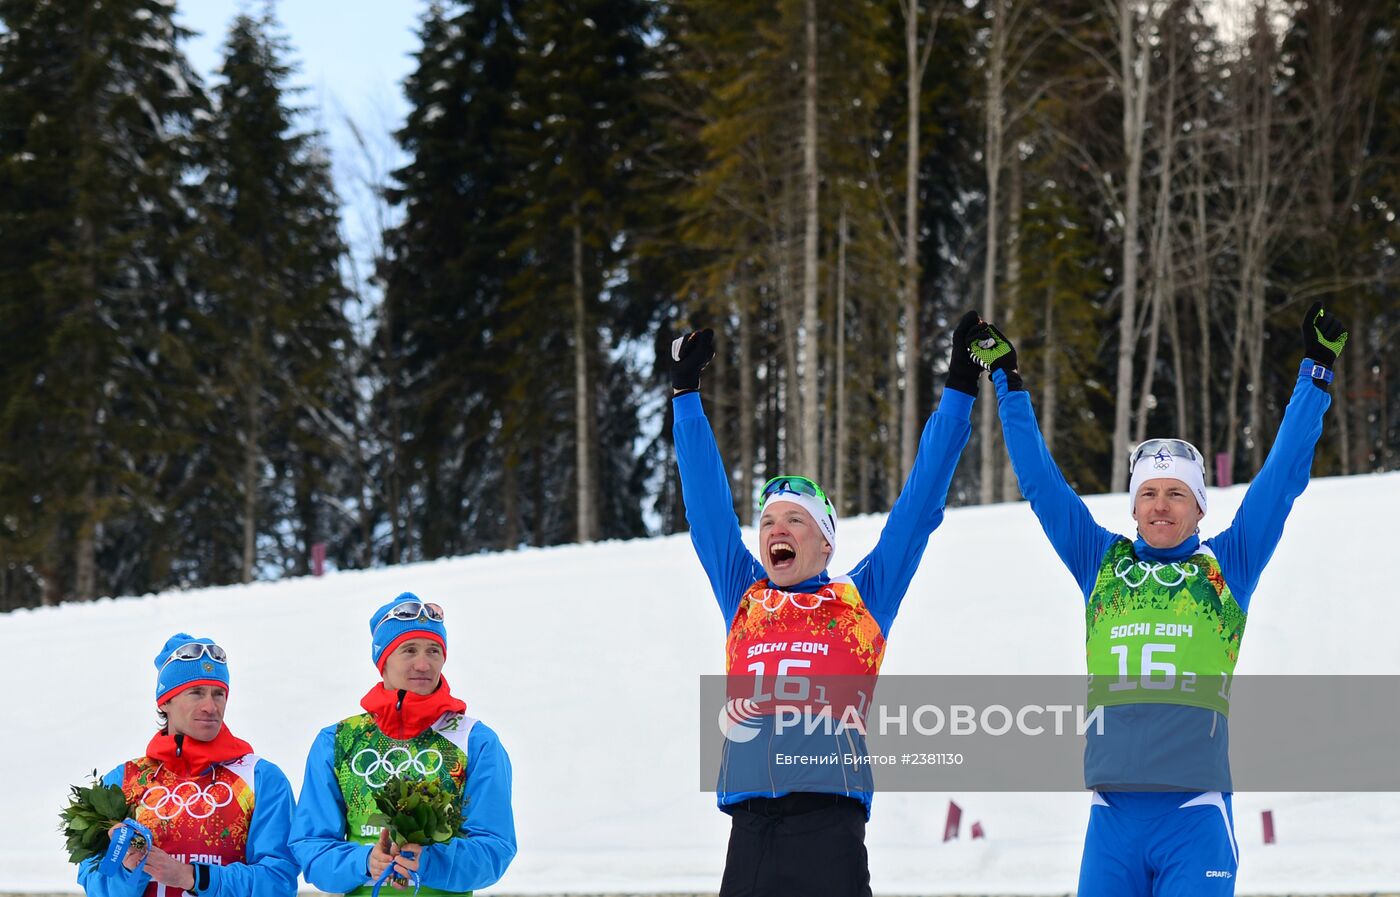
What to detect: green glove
<box><xmin>1301</xmin><ymin>300</ymin><xmax>1348</xmax><ymax>368</ymax></box>
<box><xmin>968</xmin><ymin>322</ymin><xmax>1022</xmax><ymax>390</ymax></box>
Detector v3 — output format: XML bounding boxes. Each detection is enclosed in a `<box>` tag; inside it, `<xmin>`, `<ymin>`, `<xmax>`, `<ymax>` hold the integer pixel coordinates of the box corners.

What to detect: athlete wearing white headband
<box><xmin>1126</xmin><ymin>437</ymin><xmax>1209</xmax><ymax>548</ymax></box>
<box><xmin>668</xmin><ymin>314</ymin><xmax>981</xmax><ymax>897</ymax></box>
<box><xmin>969</xmin><ymin>302</ymin><xmax>1348</xmax><ymax>897</ymax></box>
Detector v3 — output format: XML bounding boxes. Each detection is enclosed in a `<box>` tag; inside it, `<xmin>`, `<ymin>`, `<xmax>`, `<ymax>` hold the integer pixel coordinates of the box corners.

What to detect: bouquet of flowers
<box><xmin>368</xmin><ymin>775</ymin><xmax>462</xmax><ymax>849</ymax></box>
<box><xmin>59</xmin><ymin>773</ymin><xmax>144</xmax><ymax>865</ymax></box>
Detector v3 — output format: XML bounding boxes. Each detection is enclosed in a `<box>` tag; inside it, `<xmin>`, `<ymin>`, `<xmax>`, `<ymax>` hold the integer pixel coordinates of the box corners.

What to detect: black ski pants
<box><xmin>719</xmin><ymin>793</ymin><xmax>872</xmax><ymax>897</ymax></box>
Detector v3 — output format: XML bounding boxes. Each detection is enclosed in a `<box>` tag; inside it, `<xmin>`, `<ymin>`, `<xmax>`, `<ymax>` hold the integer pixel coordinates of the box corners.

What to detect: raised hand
<box><xmin>1301</xmin><ymin>301</ymin><xmax>1348</xmax><ymax>368</ymax></box>
<box><xmin>670</xmin><ymin>328</ymin><xmax>716</xmax><ymax>395</ymax></box>
<box><xmin>945</xmin><ymin>310</ymin><xmax>985</xmax><ymax>396</ymax></box>
<box><xmin>967</xmin><ymin>321</ymin><xmax>1023</xmax><ymax>390</ymax></box>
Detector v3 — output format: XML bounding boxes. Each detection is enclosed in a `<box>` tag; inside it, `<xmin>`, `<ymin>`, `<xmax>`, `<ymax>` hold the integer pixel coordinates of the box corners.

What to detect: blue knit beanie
<box><xmin>154</xmin><ymin>633</ymin><xmax>229</xmax><ymax>706</ymax></box>
<box><xmin>370</xmin><ymin>592</ymin><xmax>448</xmax><ymax>671</ymax></box>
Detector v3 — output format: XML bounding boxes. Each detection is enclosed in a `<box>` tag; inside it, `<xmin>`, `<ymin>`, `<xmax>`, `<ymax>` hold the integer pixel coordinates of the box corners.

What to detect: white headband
<box><xmin>1128</xmin><ymin>451</ymin><xmax>1208</xmax><ymax>514</ymax></box>
<box><xmin>760</xmin><ymin>493</ymin><xmax>838</xmax><ymax>551</ymax></box>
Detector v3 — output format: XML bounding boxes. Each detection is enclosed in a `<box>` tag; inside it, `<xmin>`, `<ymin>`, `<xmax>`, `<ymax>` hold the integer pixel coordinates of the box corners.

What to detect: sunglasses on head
<box><xmin>758</xmin><ymin>475</ymin><xmax>835</xmax><ymax>517</ymax></box>
<box><xmin>1129</xmin><ymin>438</ymin><xmax>1204</xmax><ymax>469</ymax></box>
<box><xmin>160</xmin><ymin>642</ymin><xmax>227</xmax><ymax>673</ymax></box>
<box><xmin>377</xmin><ymin>600</ymin><xmax>444</xmax><ymax>626</ymax></box>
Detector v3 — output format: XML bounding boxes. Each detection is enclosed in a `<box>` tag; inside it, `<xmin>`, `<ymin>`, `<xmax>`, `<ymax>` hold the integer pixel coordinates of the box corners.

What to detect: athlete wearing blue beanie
<box><xmin>77</xmin><ymin>634</ymin><xmax>297</xmax><ymax>897</ymax></box>
<box><xmin>291</xmin><ymin>595</ymin><xmax>517</xmax><ymax>895</ymax></box>
<box><xmin>154</xmin><ymin>632</ymin><xmax>230</xmax><ymax>706</ymax></box>
<box><xmin>369</xmin><ymin>592</ymin><xmax>448</xmax><ymax>671</ymax></box>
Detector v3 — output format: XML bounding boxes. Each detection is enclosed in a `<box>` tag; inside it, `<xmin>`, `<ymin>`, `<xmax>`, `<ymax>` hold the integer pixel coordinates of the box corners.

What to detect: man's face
<box><xmin>381</xmin><ymin>638</ymin><xmax>445</xmax><ymax>696</ymax></box>
<box><xmin>160</xmin><ymin>685</ymin><xmax>226</xmax><ymax>742</ymax></box>
<box><xmin>1132</xmin><ymin>478</ymin><xmax>1205</xmax><ymax>549</ymax></box>
<box><xmin>759</xmin><ymin>501</ymin><xmax>832</xmax><ymax>588</ymax></box>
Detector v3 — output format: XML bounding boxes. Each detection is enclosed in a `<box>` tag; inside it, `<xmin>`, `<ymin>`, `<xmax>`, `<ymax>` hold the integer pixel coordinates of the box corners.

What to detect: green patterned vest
<box><xmin>1085</xmin><ymin>540</ymin><xmax>1246</xmax><ymax>715</ymax></box>
<box><xmin>332</xmin><ymin>711</ymin><xmax>475</xmax><ymax>897</ymax></box>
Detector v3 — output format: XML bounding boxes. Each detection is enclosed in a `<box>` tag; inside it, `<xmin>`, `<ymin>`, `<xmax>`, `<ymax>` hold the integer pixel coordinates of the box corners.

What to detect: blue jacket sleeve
<box><xmin>673</xmin><ymin>391</ymin><xmax>766</xmax><ymax>625</ymax></box>
<box><xmin>846</xmin><ymin>386</ymin><xmax>975</xmax><ymax>635</ymax></box>
<box><xmin>77</xmin><ymin>766</ymin><xmax>150</xmax><ymax>897</ymax></box>
<box><xmin>198</xmin><ymin>760</ymin><xmax>299</xmax><ymax>897</ymax></box>
<box><xmin>416</xmin><ymin>722</ymin><xmax>517</xmax><ymax>892</ymax></box>
<box><xmin>289</xmin><ymin>726</ymin><xmax>371</xmax><ymax>893</ymax></box>
<box><xmin>1204</xmin><ymin>361</ymin><xmax>1331</xmax><ymax>612</ymax></box>
<box><xmin>993</xmin><ymin>369</ymin><xmax>1118</xmax><ymax>598</ymax></box>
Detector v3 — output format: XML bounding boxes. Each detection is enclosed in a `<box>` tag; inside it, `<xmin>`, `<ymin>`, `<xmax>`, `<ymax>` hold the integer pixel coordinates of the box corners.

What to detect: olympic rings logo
<box><xmin>1114</xmin><ymin>557</ymin><xmax>1200</xmax><ymax>589</ymax></box>
<box><xmin>140</xmin><ymin>782</ymin><xmax>234</xmax><ymax>820</ymax></box>
<box><xmin>350</xmin><ymin>747</ymin><xmax>443</xmax><ymax>788</ymax></box>
<box><xmin>757</xmin><ymin>587</ymin><xmax>835</xmax><ymax>613</ymax></box>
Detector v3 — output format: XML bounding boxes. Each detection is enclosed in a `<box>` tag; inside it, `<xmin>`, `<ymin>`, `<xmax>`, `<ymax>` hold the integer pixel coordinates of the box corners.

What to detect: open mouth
<box><xmin>768</xmin><ymin>542</ymin><xmax>796</xmax><ymax>567</ymax></box>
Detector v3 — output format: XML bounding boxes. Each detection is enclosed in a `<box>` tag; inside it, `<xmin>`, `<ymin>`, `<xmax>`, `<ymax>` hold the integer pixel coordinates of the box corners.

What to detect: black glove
<box><xmin>670</xmin><ymin>328</ymin><xmax>715</xmax><ymax>395</ymax></box>
<box><xmin>1301</xmin><ymin>300</ymin><xmax>1348</xmax><ymax>381</ymax></box>
<box><xmin>968</xmin><ymin>321</ymin><xmax>1023</xmax><ymax>390</ymax></box>
<box><xmin>945</xmin><ymin>310</ymin><xmax>984</xmax><ymax>396</ymax></box>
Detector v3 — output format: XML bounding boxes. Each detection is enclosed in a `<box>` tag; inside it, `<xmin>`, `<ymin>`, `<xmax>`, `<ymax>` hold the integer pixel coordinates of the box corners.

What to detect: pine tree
<box><xmin>380</xmin><ymin>0</ymin><xmax>525</xmax><ymax>557</ymax></box>
<box><xmin>503</xmin><ymin>0</ymin><xmax>653</xmax><ymax>545</ymax></box>
<box><xmin>190</xmin><ymin>10</ymin><xmax>352</xmax><ymax>584</ymax></box>
<box><xmin>0</xmin><ymin>0</ymin><xmax>208</xmax><ymax>604</ymax></box>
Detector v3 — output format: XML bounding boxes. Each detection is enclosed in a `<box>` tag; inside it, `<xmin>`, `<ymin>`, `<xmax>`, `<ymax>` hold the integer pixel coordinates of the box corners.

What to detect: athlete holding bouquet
<box><xmin>77</xmin><ymin>634</ymin><xmax>298</xmax><ymax>897</ymax></box>
<box><xmin>289</xmin><ymin>594</ymin><xmax>516</xmax><ymax>896</ymax></box>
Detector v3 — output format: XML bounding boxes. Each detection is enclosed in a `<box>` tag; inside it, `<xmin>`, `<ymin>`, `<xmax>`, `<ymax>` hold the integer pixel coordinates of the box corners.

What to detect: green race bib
<box><xmin>332</xmin><ymin>712</ymin><xmax>474</xmax><ymax>897</ymax></box>
<box><xmin>1085</xmin><ymin>541</ymin><xmax>1246</xmax><ymax>715</ymax></box>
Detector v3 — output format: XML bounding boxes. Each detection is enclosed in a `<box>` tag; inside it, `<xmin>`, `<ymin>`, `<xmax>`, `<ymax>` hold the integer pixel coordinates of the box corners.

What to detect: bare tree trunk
<box><xmin>502</xmin><ymin>451</ymin><xmax>519</xmax><ymax>550</ymax></box>
<box><xmin>1223</xmin><ymin>300</ymin><xmax>1247</xmax><ymax>475</ymax></box>
<box><xmin>773</xmin><ymin>223</ymin><xmax>803</xmax><ymax>472</ymax></box>
<box><xmin>1166</xmin><ymin>281</ymin><xmax>1187</xmax><ymax>439</ymax></box>
<box><xmin>1042</xmin><ymin>281</ymin><xmax>1058</xmax><ymax>453</ymax></box>
<box><xmin>739</xmin><ymin>276</ymin><xmax>755</xmax><ymax>523</ymax></box>
<box><xmin>383</xmin><ymin>288</ymin><xmax>403</xmax><ymax>564</ymax></box>
<box><xmin>1135</xmin><ymin>29</ymin><xmax>1177</xmax><ymax>445</ymax></box>
<box><xmin>241</xmin><ymin>377</ymin><xmax>259</xmax><ymax>583</ymax></box>
<box><xmin>835</xmin><ymin>207</ymin><xmax>850</xmax><ymax>512</ymax></box>
<box><xmin>886</xmin><ymin>311</ymin><xmax>902</xmax><ymax>503</ymax></box>
<box><xmin>711</xmin><ymin>325</ymin><xmax>729</xmax><ymax>476</ymax></box>
<box><xmin>1109</xmin><ymin>0</ymin><xmax>1156</xmax><ymax>490</ymax></box>
<box><xmin>1000</xmin><ymin>153</ymin><xmax>1022</xmax><ymax>502</ymax></box>
<box><xmin>41</xmin><ymin>529</ymin><xmax>63</xmax><ymax>606</ymax></box>
<box><xmin>857</xmin><ymin>390</ymin><xmax>871</xmax><ymax>514</ymax></box>
<box><xmin>572</xmin><ymin>211</ymin><xmax>596</xmax><ymax>542</ymax></box>
<box><xmin>979</xmin><ymin>0</ymin><xmax>1008</xmax><ymax>504</ymax></box>
<box><xmin>800</xmin><ymin>0</ymin><xmax>821</xmax><ymax>474</ymax></box>
<box><xmin>1191</xmin><ymin>129</ymin><xmax>1214</xmax><ymax>481</ymax></box>
<box><xmin>76</xmin><ymin>473</ymin><xmax>97</xmax><ymax>599</ymax></box>
<box><xmin>899</xmin><ymin>0</ymin><xmax>943</xmax><ymax>477</ymax></box>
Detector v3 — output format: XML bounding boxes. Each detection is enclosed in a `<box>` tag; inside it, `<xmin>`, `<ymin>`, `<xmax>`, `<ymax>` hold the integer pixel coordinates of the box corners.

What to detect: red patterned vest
<box><xmin>725</xmin><ymin>575</ymin><xmax>886</xmax><ymax>679</ymax></box>
<box><xmin>119</xmin><ymin>755</ymin><xmax>258</xmax><ymax>897</ymax></box>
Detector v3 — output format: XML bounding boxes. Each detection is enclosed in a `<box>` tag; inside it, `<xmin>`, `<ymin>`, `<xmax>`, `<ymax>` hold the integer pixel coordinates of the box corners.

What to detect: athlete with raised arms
<box><xmin>78</xmin><ymin>633</ymin><xmax>298</xmax><ymax>897</ymax></box>
<box><xmin>967</xmin><ymin>302</ymin><xmax>1348</xmax><ymax>896</ymax></box>
<box><xmin>668</xmin><ymin>312</ymin><xmax>981</xmax><ymax>897</ymax></box>
<box><xmin>290</xmin><ymin>594</ymin><xmax>515</xmax><ymax>895</ymax></box>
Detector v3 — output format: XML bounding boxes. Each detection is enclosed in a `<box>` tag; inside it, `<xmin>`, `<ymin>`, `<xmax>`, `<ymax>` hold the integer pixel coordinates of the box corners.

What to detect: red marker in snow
<box><xmin>1262</xmin><ymin>810</ymin><xmax>1275</xmax><ymax>844</ymax></box>
<box><xmin>943</xmin><ymin>801</ymin><xmax>962</xmax><ymax>842</ymax></box>
<box><xmin>970</xmin><ymin>821</ymin><xmax>985</xmax><ymax>839</ymax></box>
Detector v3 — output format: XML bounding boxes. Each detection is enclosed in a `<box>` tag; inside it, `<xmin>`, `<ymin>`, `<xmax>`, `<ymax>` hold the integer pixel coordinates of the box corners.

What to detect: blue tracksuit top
<box><xmin>78</xmin><ymin>758</ymin><xmax>298</xmax><ymax>897</ymax></box>
<box><xmin>674</xmin><ymin>386</ymin><xmax>974</xmax><ymax>812</ymax></box>
<box><xmin>289</xmin><ymin>719</ymin><xmax>516</xmax><ymax>894</ymax></box>
<box><xmin>991</xmin><ymin>360</ymin><xmax>1331</xmax><ymax>792</ymax></box>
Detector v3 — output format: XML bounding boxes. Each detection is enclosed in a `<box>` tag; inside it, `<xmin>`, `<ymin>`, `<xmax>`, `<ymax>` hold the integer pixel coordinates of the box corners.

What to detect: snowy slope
<box><xmin>4</xmin><ymin>471</ymin><xmax>1398</xmax><ymax>895</ymax></box>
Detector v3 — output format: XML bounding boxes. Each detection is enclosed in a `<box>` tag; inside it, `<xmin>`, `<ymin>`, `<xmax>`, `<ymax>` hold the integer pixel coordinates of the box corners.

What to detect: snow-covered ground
<box><xmin>4</xmin><ymin>471</ymin><xmax>1398</xmax><ymax>895</ymax></box>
